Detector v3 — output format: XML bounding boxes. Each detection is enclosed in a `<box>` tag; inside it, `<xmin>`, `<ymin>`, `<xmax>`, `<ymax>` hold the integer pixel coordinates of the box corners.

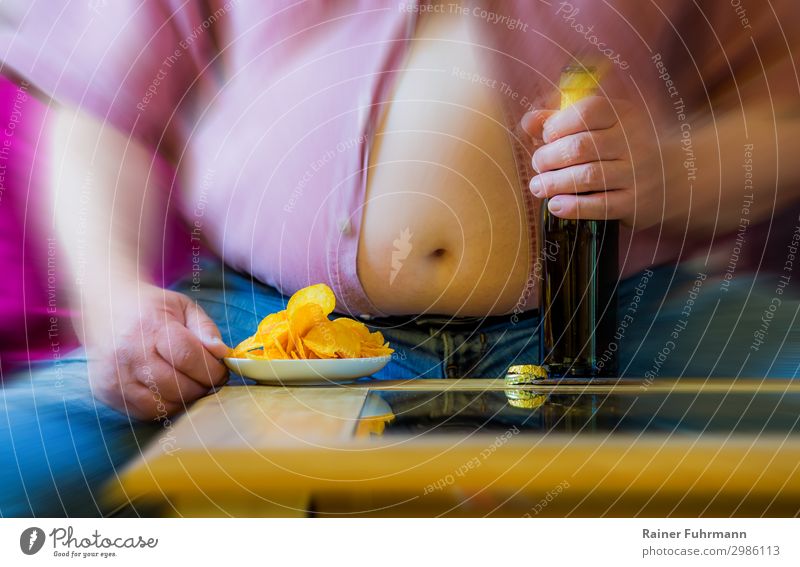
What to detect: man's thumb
<box><xmin>184</xmin><ymin>301</ymin><xmax>229</xmax><ymax>358</ymax></box>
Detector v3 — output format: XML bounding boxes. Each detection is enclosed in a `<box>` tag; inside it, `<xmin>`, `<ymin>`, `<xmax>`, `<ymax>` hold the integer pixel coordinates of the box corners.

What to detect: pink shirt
<box><xmin>2</xmin><ymin>1</ymin><xmax>797</xmax><ymax>315</ymax></box>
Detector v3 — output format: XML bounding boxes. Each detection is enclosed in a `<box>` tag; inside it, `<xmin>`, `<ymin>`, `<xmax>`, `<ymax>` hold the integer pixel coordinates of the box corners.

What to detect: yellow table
<box><xmin>106</xmin><ymin>379</ymin><xmax>800</xmax><ymax>517</ymax></box>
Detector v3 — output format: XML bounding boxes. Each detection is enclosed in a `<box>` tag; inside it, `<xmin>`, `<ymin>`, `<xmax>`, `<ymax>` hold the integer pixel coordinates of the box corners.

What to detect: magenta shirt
<box><xmin>0</xmin><ymin>74</ymin><xmax>78</xmax><ymax>369</ymax></box>
<box><xmin>2</xmin><ymin>1</ymin><xmax>797</xmax><ymax>315</ymax></box>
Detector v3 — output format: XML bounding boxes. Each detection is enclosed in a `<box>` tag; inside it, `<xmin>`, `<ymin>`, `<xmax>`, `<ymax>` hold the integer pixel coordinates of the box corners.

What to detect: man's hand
<box><xmin>85</xmin><ymin>285</ymin><xmax>230</xmax><ymax>420</ymax></box>
<box><xmin>521</xmin><ymin>96</ymin><xmax>662</xmax><ymax>228</ymax></box>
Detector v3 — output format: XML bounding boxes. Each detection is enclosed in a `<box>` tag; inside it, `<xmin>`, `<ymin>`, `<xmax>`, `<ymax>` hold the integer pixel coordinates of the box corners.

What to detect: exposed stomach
<box><xmin>357</xmin><ymin>9</ymin><xmax>532</xmax><ymax>316</ymax></box>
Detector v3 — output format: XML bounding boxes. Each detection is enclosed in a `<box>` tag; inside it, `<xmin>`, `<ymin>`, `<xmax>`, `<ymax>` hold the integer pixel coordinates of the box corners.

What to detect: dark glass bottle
<box><xmin>539</xmin><ymin>66</ymin><xmax>619</xmax><ymax>378</ymax></box>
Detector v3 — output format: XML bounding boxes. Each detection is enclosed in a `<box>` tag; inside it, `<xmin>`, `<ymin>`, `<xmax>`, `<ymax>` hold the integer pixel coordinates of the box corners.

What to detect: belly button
<box><xmin>430</xmin><ymin>248</ymin><xmax>447</xmax><ymax>259</ymax></box>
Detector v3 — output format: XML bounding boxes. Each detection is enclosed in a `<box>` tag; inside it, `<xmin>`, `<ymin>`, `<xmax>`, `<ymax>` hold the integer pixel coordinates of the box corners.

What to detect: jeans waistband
<box><xmin>361</xmin><ymin>308</ymin><xmax>539</xmax><ymax>330</ymax></box>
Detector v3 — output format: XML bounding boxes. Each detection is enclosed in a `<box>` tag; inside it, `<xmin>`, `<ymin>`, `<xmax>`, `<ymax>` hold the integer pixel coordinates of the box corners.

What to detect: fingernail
<box><xmin>531</xmin><ymin>155</ymin><xmax>540</xmax><ymax>173</ymax></box>
<box><xmin>204</xmin><ymin>336</ymin><xmax>221</xmax><ymax>345</ymax></box>
<box><xmin>548</xmin><ymin>199</ymin><xmax>562</xmax><ymax>213</ymax></box>
<box><xmin>523</xmin><ymin>109</ymin><xmax>540</xmax><ymax>121</ymax></box>
<box><xmin>529</xmin><ymin>177</ymin><xmax>542</xmax><ymax>197</ymax></box>
<box><xmin>543</xmin><ymin>127</ymin><xmax>555</xmax><ymax>143</ymax></box>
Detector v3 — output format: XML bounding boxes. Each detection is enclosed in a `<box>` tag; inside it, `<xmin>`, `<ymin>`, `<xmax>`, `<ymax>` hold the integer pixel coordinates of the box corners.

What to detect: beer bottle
<box><xmin>539</xmin><ymin>65</ymin><xmax>619</xmax><ymax>378</ymax></box>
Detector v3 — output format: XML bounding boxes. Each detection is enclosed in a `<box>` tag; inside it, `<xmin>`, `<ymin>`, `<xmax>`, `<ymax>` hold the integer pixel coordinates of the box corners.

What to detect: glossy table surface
<box><xmin>106</xmin><ymin>378</ymin><xmax>800</xmax><ymax>517</ymax></box>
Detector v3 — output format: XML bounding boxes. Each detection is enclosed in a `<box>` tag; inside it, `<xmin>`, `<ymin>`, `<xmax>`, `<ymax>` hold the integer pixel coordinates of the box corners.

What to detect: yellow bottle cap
<box><xmin>505</xmin><ymin>364</ymin><xmax>549</xmax><ymax>385</ymax></box>
<box><xmin>559</xmin><ymin>65</ymin><xmax>599</xmax><ymax>110</ymax></box>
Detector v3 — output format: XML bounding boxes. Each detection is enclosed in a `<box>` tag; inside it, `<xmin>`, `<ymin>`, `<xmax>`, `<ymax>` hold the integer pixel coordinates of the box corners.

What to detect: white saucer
<box><xmin>224</xmin><ymin>356</ymin><xmax>391</xmax><ymax>385</ymax></box>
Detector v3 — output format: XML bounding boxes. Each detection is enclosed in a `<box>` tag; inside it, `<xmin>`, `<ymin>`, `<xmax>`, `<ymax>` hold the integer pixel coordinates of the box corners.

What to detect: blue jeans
<box><xmin>1</xmin><ymin>262</ymin><xmax>798</xmax><ymax>516</ymax></box>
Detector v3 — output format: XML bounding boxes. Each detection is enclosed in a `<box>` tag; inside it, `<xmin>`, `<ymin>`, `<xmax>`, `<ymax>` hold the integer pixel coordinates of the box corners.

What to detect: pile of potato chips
<box><xmin>229</xmin><ymin>283</ymin><xmax>394</xmax><ymax>360</ymax></box>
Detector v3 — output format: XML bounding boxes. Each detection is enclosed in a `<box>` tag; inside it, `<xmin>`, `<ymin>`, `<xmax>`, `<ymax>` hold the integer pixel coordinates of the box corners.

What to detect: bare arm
<box><xmin>661</xmin><ymin>102</ymin><xmax>800</xmax><ymax>237</ymax></box>
<box><xmin>50</xmin><ymin>106</ymin><xmax>229</xmax><ymax>419</ymax></box>
<box><xmin>51</xmin><ymin>106</ymin><xmax>161</xmax><ymax>326</ymax></box>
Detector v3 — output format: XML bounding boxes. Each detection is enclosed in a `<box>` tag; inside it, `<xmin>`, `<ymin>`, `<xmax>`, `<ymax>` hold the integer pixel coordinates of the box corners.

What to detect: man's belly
<box><xmin>357</xmin><ymin>10</ymin><xmax>532</xmax><ymax>316</ymax></box>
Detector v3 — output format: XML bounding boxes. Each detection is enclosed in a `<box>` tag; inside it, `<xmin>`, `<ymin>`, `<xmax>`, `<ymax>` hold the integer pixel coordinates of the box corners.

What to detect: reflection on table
<box><xmin>106</xmin><ymin>379</ymin><xmax>800</xmax><ymax>517</ymax></box>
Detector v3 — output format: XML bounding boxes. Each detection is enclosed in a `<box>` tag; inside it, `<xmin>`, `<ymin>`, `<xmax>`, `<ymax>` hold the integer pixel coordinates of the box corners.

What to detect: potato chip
<box><xmin>361</xmin><ymin>344</ymin><xmax>393</xmax><ymax>358</ymax></box>
<box><xmin>287</xmin><ymin>303</ymin><xmax>321</xmax><ymax>358</ymax></box>
<box><xmin>364</xmin><ymin>330</ymin><xmax>386</xmax><ymax>347</ymax></box>
<box><xmin>230</xmin><ymin>334</ymin><xmax>259</xmax><ymax>358</ymax></box>
<box><xmin>307</xmin><ymin>320</ymin><xmax>361</xmax><ymax>359</ymax></box>
<box><xmin>256</xmin><ymin>310</ymin><xmax>287</xmax><ymax>337</ymax></box>
<box><xmin>332</xmin><ymin>318</ymin><xmax>392</xmax><ymax>356</ymax></box>
<box><xmin>302</xmin><ymin>321</ymin><xmax>337</xmax><ymax>359</ymax></box>
<box><xmin>229</xmin><ymin>282</ymin><xmax>393</xmax><ymax>361</ymax></box>
<box><xmin>290</xmin><ymin>303</ymin><xmax>325</xmax><ymax>337</ymax></box>
<box><xmin>243</xmin><ymin>337</ymin><xmax>289</xmax><ymax>360</ymax></box>
<box><xmin>331</xmin><ymin>317</ymin><xmax>371</xmax><ymax>340</ymax></box>
<box><xmin>263</xmin><ymin>320</ymin><xmax>290</xmax><ymax>352</ymax></box>
<box><xmin>331</xmin><ymin>324</ymin><xmax>361</xmax><ymax>359</ymax></box>
<box><xmin>287</xmin><ymin>283</ymin><xmax>336</xmax><ymax>317</ymax></box>
<box><xmin>265</xmin><ymin>333</ymin><xmax>290</xmax><ymax>359</ymax></box>
<box><xmin>243</xmin><ymin>348</ymin><xmax>265</xmax><ymax>359</ymax></box>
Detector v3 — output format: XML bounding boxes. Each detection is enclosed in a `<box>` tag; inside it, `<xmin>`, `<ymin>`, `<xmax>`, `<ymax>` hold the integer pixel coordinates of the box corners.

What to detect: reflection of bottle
<box><xmin>540</xmin><ymin>66</ymin><xmax>618</xmax><ymax>378</ymax></box>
